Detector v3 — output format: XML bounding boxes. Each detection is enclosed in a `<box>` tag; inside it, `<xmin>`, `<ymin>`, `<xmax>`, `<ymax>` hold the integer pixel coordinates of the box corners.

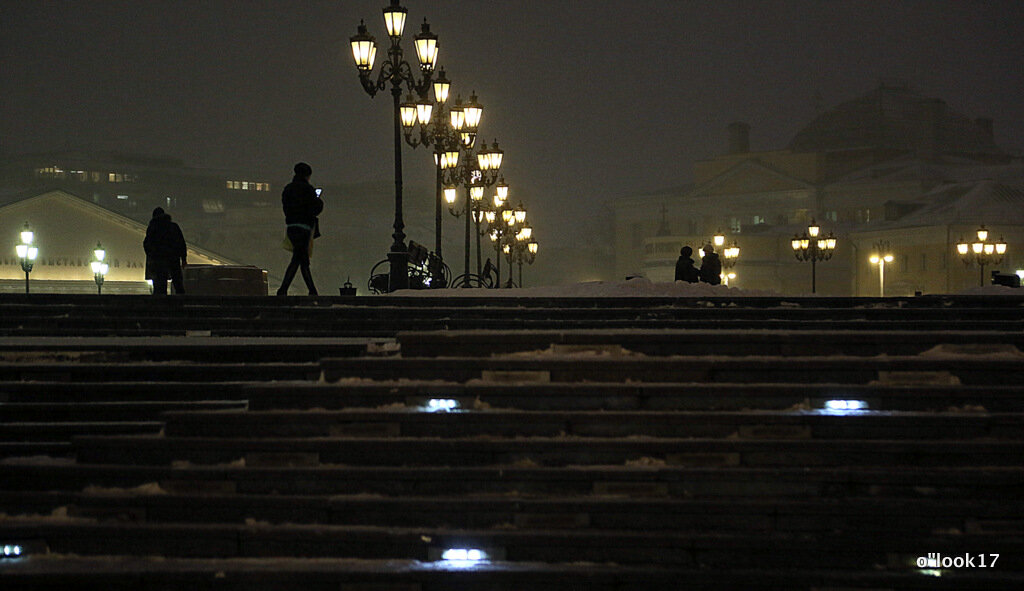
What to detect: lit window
<box><xmin>202</xmin><ymin>199</ymin><xmax>225</xmax><ymax>213</ymax></box>
<box><xmin>116</xmin><ymin>194</ymin><xmax>129</xmax><ymax>200</ymax></box>
<box><xmin>730</xmin><ymin>217</ymin><xmax>742</xmax><ymax>233</ymax></box>
<box><xmin>753</xmin><ymin>215</ymin><xmax>766</xmax><ymax>225</ymax></box>
<box><xmin>242</xmin><ymin>182</ymin><xmax>249</xmax><ymax>190</ymax></box>
<box><xmin>226</xmin><ymin>181</ymin><xmax>233</xmax><ymax>189</ymax></box>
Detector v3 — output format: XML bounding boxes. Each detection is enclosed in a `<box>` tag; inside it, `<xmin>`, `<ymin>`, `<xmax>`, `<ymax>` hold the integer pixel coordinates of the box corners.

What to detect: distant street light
<box><xmin>868</xmin><ymin>241</ymin><xmax>894</xmax><ymax>297</ymax></box>
<box><xmin>90</xmin><ymin>242</ymin><xmax>109</xmax><ymax>294</ymax></box>
<box><xmin>702</xmin><ymin>229</ymin><xmax>740</xmax><ymax>283</ymax></box>
<box><xmin>504</xmin><ymin>222</ymin><xmax>538</xmax><ymax>287</ymax></box>
<box><xmin>956</xmin><ymin>225</ymin><xmax>1007</xmax><ymax>287</ymax></box>
<box><xmin>791</xmin><ymin>219</ymin><xmax>837</xmax><ymax>294</ymax></box>
<box><xmin>15</xmin><ymin>222</ymin><xmax>38</xmax><ymax>294</ymax></box>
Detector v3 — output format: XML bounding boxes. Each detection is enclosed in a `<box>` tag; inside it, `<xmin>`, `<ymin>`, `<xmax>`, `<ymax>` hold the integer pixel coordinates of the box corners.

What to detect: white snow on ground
<box><xmin>0</xmin><ymin>455</ymin><xmax>75</xmax><ymax>466</ymax></box>
<box><xmin>0</xmin><ymin>506</ymin><xmax>95</xmax><ymax>523</ymax></box>
<box><xmin>82</xmin><ymin>482</ymin><xmax>169</xmax><ymax>496</ymax></box>
<box><xmin>956</xmin><ymin>284</ymin><xmax>1024</xmax><ymax>296</ymax></box>
<box><xmin>389</xmin><ymin>277</ymin><xmax>777</xmax><ymax>297</ymax></box>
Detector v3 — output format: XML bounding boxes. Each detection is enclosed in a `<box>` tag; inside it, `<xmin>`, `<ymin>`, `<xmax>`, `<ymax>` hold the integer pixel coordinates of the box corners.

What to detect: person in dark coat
<box><xmin>144</xmin><ymin>207</ymin><xmax>187</xmax><ymax>295</ymax></box>
<box><xmin>699</xmin><ymin>244</ymin><xmax>722</xmax><ymax>285</ymax></box>
<box><xmin>675</xmin><ymin>246</ymin><xmax>699</xmax><ymax>283</ymax></box>
<box><xmin>277</xmin><ymin>162</ymin><xmax>323</xmax><ymax>296</ymax></box>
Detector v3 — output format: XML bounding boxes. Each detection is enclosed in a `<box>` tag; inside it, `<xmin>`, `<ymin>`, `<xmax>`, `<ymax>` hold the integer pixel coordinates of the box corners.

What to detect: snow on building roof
<box><xmin>885</xmin><ymin>179</ymin><xmax>1024</xmax><ymax>227</ymax></box>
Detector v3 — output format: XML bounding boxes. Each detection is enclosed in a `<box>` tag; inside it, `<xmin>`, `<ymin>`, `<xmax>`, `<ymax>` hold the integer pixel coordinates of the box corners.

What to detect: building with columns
<box><xmin>612</xmin><ymin>82</ymin><xmax>1024</xmax><ymax>295</ymax></box>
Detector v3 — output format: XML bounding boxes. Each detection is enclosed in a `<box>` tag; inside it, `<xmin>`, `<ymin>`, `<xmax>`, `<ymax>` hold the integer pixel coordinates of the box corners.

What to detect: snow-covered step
<box><xmin>0</xmin><ymin>362</ymin><xmax>320</xmax><ymax>383</ymax></box>
<box><xmin>0</xmin><ymin>441</ymin><xmax>72</xmax><ymax>459</ymax></box>
<box><xmin>0</xmin><ymin>337</ymin><xmax>391</xmax><ymax>363</ymax></box>
<box><xmin>0</xmin><ymin>421</ymin><xmax>162</xmax><ymax>442</ymax></box>
<box><xmin>0</xmin><ymin>382</ymin><xmax>252</xmax><ymax>403</ymax></box>
<box><xmin>5</xmin><ymin>463</ymin><xmax>1020</xmax><ymax>499</ymax></box>
<box><xmin>0</xmin><ymin>400</ymin><xmax>246</xmax><ymax>422</ymax></box>
<box><xmin>161</xmin><ymin>409</ymin><xmax>1024</xmax><ymax>441</ymax></box>
<box><xmin>398</xmin><ymin>329</ymin><xmax>1024</xmax><ymax>358</ymax></box>
<box><xmin>4</xmin><ymin>556</ymin><xmax>1020</xmax><ymax>591</ymax></box>
<box><xmin>72</xmin><ymin>435</ymin><xmax>1024</xmax><ymax>468</ymax></box>
<box><xmin>0</xmin><ymin>520</ymin><xmax>1018</xmax><ymax>569</ymax></box>
<box><xmin>3</xmin><ymin>491</ymin><xmax>1019</xmax><ymax>536</ymax></box>
<box><xmin>245</xmin><ymin>381</ymin><xmax>1024</xmax><ymax>412</ymax></box>
<box><xmin>320</xmin><ymin>355</ymin><xmax>1024</xmax><ymax>385</ymax></box>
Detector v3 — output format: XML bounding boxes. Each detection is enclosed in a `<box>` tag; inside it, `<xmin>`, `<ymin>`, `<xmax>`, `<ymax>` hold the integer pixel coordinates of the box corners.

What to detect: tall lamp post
<box><xmin>503</xmin><ymin>222</ymin><xmax>538</xmax><ymax>287</ymax></box>
<box><xmin>445</xmin><ymin>142</ymin><xmax>504</xmax><ymax>283</ymax></box>
<box><xmin>956</xmin><ymin>225</ymin><xmax>1007</xmax><ymax>287</ymax></box>
<box><xmin>15</xmin><ymin>222</ymin><xmax>38</xmax><ymax>294</ymax></box>
<box><xmin>485</xmin><ymin>198</ymin><xmax>525</xmax><ymax>287</ymax></box>
<box><xmin>400</xmin><ymin>72</ymin><xmax>498</xmax><ymax>286</ymax></box>
<box><xmin>350</xmin><ymin>0</ymin><xmax>439</xmax><ymax>291</ymax></box>
<box><xmin>868</xmin><ymin>241</ymin><xmax>893</xmax><ymax>297</ymax></box>
<box><xmin>91</xmin><ymin>242</ymin><xmax>109</xmax><ymax>295</ymax></box>
<box><xmin>791</xmin><ymin>219</ymin><xmax>837</xmax><ymax>294</ymax></box>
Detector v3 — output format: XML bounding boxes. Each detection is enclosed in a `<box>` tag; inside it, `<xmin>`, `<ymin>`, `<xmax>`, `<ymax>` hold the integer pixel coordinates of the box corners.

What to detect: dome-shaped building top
<box><xmin>788</xmin><ymin>83</ymin><xmax>1004</xmax><ymax>157</ymax></box>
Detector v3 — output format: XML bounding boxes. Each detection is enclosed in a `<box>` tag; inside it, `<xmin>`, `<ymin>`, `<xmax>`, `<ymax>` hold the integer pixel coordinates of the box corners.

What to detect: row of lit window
<box><xmin>34</xmin><ymin>168</ymin><xmax>137</xmax><ymax>183</ymax></box>
<box><xmin>226</xmin><ymin>181</ymin><xmax>271</xmax><ymax>191</ymax></box>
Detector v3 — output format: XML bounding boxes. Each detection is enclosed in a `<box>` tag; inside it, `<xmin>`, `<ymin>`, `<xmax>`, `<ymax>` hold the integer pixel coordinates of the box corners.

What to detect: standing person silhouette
<box><xmin>144</xmin><ymin>207</ymin><xmax>187</xmax><ymax>295</ymax></box>
<box><xmin>699</xmin><ymin>244</ymin><xmax>722</xmax><ymax>285</ymax></box>
<box><xmin>277</xmin><ymin>162</ymin><xmax>323</xmax><ymax>296</ymax></box>
<box><xmin>675</xmin><ymin>246</ymin><xmax>699</xmax><ymax>283</ymax></box>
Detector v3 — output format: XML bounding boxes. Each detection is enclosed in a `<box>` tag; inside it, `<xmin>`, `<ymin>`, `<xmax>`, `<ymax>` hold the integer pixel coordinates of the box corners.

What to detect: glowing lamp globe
<box><xmin>350</xmin><ymin>23</ymin><xmax>377</xmax><ymax>71</ymax></box>
<box><xmin>463</xmin><ymin>92</ymin><xmax>482</xmax><ymax>130</ymax></box>
<box><xmin>413</xmin><ymin>20</ymin><xmax>438</xmax><ymax>69</ymax></box>
<box><xmin>432</xmin><ymin>68</ymin><xmax>451</xmax><ymax>104</ymax></box>
<box><xmin>383</xmin><ymin>1</ymin><xmax>408</xmax><ymax>39</ymax></box>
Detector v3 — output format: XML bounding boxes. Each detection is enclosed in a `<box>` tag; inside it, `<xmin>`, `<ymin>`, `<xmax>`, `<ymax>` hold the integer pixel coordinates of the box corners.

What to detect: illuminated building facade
<box><xmin>613</xmin><ymin>82</ymin><xmax>1024</xmax><ymax>295</ymax></box>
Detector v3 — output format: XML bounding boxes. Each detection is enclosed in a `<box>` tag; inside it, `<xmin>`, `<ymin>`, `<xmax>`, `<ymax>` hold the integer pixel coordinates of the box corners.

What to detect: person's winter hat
<box><xmin>294</xmin><ymin>162</ymin><xmax>312</xmax><ymax>177</ymax></box>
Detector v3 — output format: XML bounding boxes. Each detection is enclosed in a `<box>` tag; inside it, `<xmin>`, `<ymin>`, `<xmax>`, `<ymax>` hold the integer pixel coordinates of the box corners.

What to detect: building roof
<box><xmin>828</xmin><ymin>154</ymin><xmax>1024</xmax><ymax>187</ymax></box>
<box><xmin>885</xmin><ymin>180</ymin><xmax>1024</xmax><ymax>227</ymax></box>
<box><xmin>789</xmin><ymin>83</ymin><xmax>1004</xmax><ymax>156</ymax></box>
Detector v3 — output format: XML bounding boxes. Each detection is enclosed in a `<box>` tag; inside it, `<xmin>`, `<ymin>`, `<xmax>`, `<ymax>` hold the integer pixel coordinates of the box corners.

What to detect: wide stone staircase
<box><xmin>1</xmin><ymin>294</ymin><xmax>1023</xmax><ymax>589</ymax></box>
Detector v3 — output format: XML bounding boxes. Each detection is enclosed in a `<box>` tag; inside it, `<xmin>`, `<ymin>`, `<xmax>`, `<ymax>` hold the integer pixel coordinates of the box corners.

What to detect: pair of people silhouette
<box><xmin>675</xmin><ymin>244</ymin><xmax>722</xmax><ymax>285</ymax></box>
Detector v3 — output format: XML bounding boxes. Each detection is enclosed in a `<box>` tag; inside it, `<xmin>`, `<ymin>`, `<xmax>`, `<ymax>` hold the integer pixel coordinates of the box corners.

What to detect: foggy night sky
<box><xmin>3</xmin><ymin>0</ymin><xmax>1024</xmax><ymax>248</ymax></box>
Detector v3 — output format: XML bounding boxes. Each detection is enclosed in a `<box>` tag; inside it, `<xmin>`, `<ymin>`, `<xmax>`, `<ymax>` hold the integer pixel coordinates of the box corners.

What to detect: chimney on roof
<box><xmin>727</xmin><ymin>122</ymin><xmax>750</xmax><ymax>154</ymax></box>
<box><xmin>975</xmin><ymin>117</ymin><xmax>994</xmax><ymax>142</ymax></box>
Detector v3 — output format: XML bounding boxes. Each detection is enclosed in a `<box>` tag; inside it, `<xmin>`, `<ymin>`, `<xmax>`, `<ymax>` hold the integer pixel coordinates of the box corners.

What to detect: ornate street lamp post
<box><xmin>444</xmin><ymin>137</ymin><xmax>504</xmax><ymax>285</ymax></box>
<box><xmin>350</xmin><ymin>0</ymin><xmax>439</xmax><ymax>291</ymax></box>
<box><xmin>700</xmin><ymin>230</ymin><xmax>740</xmax><ymax>283</ymax></box>
<box><xmin>400</xmin><ymin>70</ymin><xmax>498</xmax><ymax>286</ymax></box>
<box><xmin>488</xmin><ymin>200</ymin><xmax>526</xmax><ymax>287</ymax></box>
<box><xmin>91</xmin><ymin>242</ymin><xmax>109</xmax><ymax>295</ymax></box>
<box><xmin>868</xmin><ymin>241</ymin><xmax>894</xmax><ymax>297</ymax></box>
<box><xmin>791</xmin><ymin>219</ymin><xmax>837</xmax><ymax>294</ymax></box>
<box><xmin>956</xmin><ymin>225</ymin><xmax>1007</xmax><ymax>287</ymax></box>
<box><xmin>503</xmin><ymin>222</ymin><xmax>538</xmax><ymax>287</ymax></box>
<box><xmin>15</xmin><ymin>222</ymin><xmax>38</xmax><ymax>294</ymax></box>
